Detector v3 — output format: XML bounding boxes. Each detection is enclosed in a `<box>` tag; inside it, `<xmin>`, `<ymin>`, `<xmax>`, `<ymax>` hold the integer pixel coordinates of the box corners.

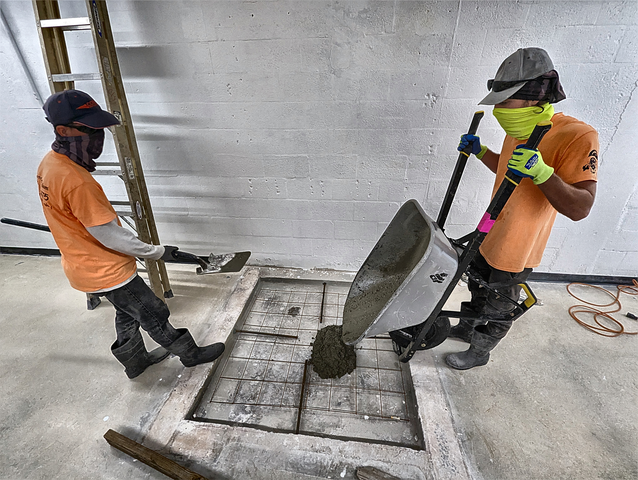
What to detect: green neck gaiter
<box><xmin>492</xmin><ymin>103</ymin><xmax>555</xmax><ymax>140</ymax></box>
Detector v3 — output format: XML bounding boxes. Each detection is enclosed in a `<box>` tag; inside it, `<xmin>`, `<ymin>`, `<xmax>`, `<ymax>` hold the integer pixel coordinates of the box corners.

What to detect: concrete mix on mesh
<box><xmin>310</xmin><ymin>325</ymin><xmax>356</xmax><ymax>379</ymax></box>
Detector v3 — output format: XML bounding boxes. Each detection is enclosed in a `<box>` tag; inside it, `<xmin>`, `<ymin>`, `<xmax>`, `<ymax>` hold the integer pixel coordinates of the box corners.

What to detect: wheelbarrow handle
<box><xmin>436</xmin><ymin>110</ymin><xmax>485</xmax><ymax>229</ymax></box>
<box><xmin>466</xmin><ymin>110</ymin><xmax>485</xmax><ymax>137</ymax></box>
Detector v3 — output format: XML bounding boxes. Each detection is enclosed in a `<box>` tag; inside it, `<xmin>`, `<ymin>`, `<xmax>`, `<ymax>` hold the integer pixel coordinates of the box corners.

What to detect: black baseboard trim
<box><xmin>0</xmin><ymin>247</ymin><xmax>635</xmax><ymax>285</ymax></box>
<box><xmin>528</xmin><ymin>272</ymin><xmax>636</xmax><ymax>285</ymax></box>
<box><xmin>1</xmin><ymin>246</ymin><xmax>60</xmax><ymax>256</ymax></box>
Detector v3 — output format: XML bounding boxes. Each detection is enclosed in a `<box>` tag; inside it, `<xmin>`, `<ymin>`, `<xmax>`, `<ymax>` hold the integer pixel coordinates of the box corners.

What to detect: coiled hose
<box><xmin>567</xmin><ymin>279</ymin><xmax>638</xmax><ymax>337</ymax></box>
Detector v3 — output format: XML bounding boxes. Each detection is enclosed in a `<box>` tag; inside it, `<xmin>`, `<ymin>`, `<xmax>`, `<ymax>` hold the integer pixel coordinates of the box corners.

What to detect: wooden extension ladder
<box><xmin>32</xmin><ymin>0</ymin><xmax>172</xmax><ymax>303</ymax></box>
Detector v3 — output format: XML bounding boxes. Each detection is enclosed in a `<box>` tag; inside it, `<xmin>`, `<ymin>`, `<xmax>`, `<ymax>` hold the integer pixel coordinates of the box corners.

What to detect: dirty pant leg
<box><xmin>471</xmin><ymin>253</ymin><xmax>532</xmax><ymax>339</ymax></box>
<box><xmin>101</xmin><ymin>275</ymin><xmax>181</xmax><ymax>348</ymax></box>
<box><xmin>467</xmin><ymin>252</ymin><xmax>492</xmax><ymax>311</ymax></box>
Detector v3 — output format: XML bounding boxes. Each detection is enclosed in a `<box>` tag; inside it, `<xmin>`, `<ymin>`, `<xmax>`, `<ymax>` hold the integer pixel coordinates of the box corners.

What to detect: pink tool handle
<box><xmin>477</xmin><ymin>212</ymin><xmax>495</xmax><ymax>233</ymax></box>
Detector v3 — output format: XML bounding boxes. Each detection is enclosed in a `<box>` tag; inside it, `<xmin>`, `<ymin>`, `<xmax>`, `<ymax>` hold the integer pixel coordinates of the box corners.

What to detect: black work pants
<box><xmin>467</xmin><ymin>252</ymin><xmax>532</xmax><ymax>339</ymax></box>
<box><xmin>99</xmin><ymin>275</ymin><xmax>181</xmax><ymax>348</ymax></box>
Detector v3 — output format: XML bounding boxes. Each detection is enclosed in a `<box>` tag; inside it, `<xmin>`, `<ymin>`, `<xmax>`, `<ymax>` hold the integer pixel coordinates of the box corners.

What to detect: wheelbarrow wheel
<box><xmin>390</xmin><ymin>316</ymin><xmax>451</xmax><ymax>355</ymax></box>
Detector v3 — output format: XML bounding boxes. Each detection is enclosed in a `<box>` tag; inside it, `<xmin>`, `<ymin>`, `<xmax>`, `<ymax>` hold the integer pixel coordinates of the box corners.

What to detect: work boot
<box><xmin>448</xmin><ymin>302</ymin><xmax>486</xmax><ymax>343</ymax></box>
<box><xmin>111</xmin><ymin>331</ymin><xmax>170</xmax><ymax>379</ymax></box>
<box><xmin>445</xmin><ymin>327</ymin><xmax>501</xmax><ymax>370</ymax></box>
<box><xmin>166</xmin><ymin>328</ymin><xmax>225</xmax><ymax>367</ymax></box>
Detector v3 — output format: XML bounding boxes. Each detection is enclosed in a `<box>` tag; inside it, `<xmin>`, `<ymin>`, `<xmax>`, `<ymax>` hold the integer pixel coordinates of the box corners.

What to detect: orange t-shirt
<box><xmin>37</xmin><ymin>151</ymin><xmax>136</xmax><ymax>292</ymax></box>
<box><xmin>479</xmin><ymin>113</ymin><xmax>599</xmax><ymax>272</ymax></box>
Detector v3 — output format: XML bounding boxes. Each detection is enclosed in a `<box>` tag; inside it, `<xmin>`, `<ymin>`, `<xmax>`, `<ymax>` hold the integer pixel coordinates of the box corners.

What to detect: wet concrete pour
<box><xmin>311</xmin><ymin>325</ymin><xmax>356</xmax><ymax>379</ymax></box>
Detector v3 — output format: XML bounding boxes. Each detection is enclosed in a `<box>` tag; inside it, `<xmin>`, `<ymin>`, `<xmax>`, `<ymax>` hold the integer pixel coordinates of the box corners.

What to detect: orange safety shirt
<box><xmin>479</xmin><ymin>113</ymin><xmax>599</xmax><ymax>273</ymax></box>
<box><xmin>37</xmin><ymin>151</ymin><xmax>136</xmax><ymax>292</ymax></box>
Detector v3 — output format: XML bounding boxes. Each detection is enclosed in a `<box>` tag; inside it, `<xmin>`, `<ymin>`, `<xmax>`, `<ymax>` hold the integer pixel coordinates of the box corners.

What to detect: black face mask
<box><xmin>51</xmin><ymin>126</ymin><xmax>105</xmax><ymax>172</ymax></box>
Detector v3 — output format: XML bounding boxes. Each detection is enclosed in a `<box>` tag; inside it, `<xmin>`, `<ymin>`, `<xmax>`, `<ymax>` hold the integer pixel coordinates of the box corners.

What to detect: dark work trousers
<box><xmin>468</xmin><ymin>252</ymin><xmax>532</xmax><ymax>339</ymax></box>
<box><xmin>99</xmin><ymin>275</ymin><xmax>181</xmax><ymax>349</ymax></box>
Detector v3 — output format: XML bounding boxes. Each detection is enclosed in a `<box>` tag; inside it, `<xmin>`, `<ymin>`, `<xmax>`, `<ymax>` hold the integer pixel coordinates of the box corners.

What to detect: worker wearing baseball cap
<box><xmin>38</xmin><ymin>90</ymin><xmax>225</xmax><ymax>379</ymax></box>
<box><xmin>446</xmin><ymin>48</ymin><xmax>598</xmax><ymax>370</ymax></box>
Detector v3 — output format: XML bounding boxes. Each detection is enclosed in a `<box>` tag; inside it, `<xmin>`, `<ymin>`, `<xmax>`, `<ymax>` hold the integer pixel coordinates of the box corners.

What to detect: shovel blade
<box><xmin>196</xmin><ymin>251</ymin><xmax>251</xmax><ymax>274</ymax></box>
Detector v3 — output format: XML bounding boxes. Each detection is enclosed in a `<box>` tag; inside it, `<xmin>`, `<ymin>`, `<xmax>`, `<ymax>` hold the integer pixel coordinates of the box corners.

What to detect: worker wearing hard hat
<box><xmin>447</xmin><ymin>47</ymin><xmax>598</xmax><ymax>370</ymax></box>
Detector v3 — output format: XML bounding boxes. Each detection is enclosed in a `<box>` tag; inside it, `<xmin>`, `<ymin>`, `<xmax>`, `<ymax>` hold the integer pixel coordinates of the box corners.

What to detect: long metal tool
<box><xmin>398</xmin><ymin>122</ymin><xmax>552</xmax><ymax>362</ymax></box>
<box><xmin>1</xmin><ymin>217</ymin><xmax>51</xmax><ymax>232</ymax></box>
<box><xmin>295</xmin><ymin>360</ymin><xmax>310</xmax><ymax>434</ymax></box>
<box><xmin>319</xmin><ymin>282</ymin><xmax>327</xmax><ymax>323</ymax></box>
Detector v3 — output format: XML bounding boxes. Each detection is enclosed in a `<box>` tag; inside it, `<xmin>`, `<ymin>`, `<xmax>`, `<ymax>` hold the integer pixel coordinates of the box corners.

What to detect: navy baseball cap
<box><xmin>43</xmin><ymin>90</ymin><xmax>120</xmax><ymax>128</ymax></box>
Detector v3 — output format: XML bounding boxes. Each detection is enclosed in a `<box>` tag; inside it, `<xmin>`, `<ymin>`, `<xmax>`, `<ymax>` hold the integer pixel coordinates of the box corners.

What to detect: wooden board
<box><xmin>103</xmin><ymin>429</ymin><xmax>210</xmax><ymax>480</ymax></box>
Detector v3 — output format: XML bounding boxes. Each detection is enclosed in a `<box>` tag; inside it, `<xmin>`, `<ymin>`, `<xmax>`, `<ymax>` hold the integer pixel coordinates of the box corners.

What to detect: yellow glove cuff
<box><xmin>533</xmin><ymin>165</ymin><xmax>554</xmax><ymax>185</ymax></box>
<box><xmin>476</xmin><ymin>144</ymin><xmax>488</xmax><ymax>160</ymax></box>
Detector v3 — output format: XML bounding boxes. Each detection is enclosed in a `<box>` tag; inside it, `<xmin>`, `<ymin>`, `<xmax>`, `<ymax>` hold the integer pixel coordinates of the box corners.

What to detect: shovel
<box><xmin>165</xmin><ymin>248</ymin><xmax>251</xmax><ymax>275</ymax></box>
<box><xmin>0</xmin><ymin>217</ymin><xmax>250</xmax><ymax>274</ymax></box>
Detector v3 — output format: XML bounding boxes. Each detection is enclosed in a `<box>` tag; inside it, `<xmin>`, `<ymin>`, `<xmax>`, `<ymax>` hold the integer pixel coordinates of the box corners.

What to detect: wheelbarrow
<box><xmin>341</xmin><ymin>114</ymin><xmax>552</xmax><ymax>363</ymax></box>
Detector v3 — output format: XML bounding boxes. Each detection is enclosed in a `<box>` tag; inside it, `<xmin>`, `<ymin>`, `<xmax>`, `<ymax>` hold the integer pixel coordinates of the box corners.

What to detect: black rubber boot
<box><xmin>445</xmin><ymin>327</ymin><xmax>501</xmax><ymax>370</ymax></box>
<box><xmin>166</xmin><ymin>328</ymin><xmax>225</xmax><ymax>367</ymax></box>
<box><xmin>448</xmin><ymin>302</ymin><xmax>486</xmax><ymax>343</ymax></box>
<box><xmin>111</xmin><ymin>331</ymin><xmax>170</xmax><ymax>379</ymax></box>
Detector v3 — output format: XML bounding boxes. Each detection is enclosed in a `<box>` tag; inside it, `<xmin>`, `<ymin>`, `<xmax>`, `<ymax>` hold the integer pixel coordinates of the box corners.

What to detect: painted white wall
<box><xmin>1</xmin><ymin>0</ymin><xmax>636</xmax><ymax>275</ymax></box>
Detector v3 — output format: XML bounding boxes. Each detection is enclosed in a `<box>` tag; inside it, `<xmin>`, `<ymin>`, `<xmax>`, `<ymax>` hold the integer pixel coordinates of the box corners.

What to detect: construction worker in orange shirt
<box><xmin>446</xmin><ymin>47</ymin><xmax>598</xmax><ymax>370</ymax></box>
<box><xmin>38</xmin><ymin>90</ymin><xmax>224</xmax><ymax>379</ymax></box>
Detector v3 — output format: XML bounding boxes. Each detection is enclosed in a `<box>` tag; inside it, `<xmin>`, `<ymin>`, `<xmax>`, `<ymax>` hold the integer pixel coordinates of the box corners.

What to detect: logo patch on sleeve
<box><xmin>582</xmin><ymin>150</ymin><xmax>598</xmax><ymax>174</ymax></box>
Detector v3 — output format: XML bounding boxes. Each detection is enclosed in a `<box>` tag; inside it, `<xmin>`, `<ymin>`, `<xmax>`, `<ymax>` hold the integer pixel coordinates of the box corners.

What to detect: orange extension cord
<box><xmin>567</xmin><ymin>279</ymin><xmax>638</xmax><ymax>337</ymax></box>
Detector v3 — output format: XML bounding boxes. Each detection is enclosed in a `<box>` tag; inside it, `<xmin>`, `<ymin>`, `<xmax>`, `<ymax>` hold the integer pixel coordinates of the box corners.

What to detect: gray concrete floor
<box><xmin>0</xmin><ymin>254</ymin><xmax>241</xmax><ymax>479</ymax></box>
<box><xmin>1</xmin><ymin>254</ymin><xmax>637</xmax><ymax>479</ymax></box>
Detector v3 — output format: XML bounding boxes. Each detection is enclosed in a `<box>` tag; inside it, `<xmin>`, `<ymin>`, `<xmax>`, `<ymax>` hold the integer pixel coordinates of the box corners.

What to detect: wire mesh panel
<box><xmin>194</xmin><ymin>278</ymin><xmax>423</xmax><ymax>449</ymax></box>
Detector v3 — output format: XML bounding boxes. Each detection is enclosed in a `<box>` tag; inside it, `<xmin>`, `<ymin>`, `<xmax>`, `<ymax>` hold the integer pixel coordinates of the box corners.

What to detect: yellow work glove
<box><xmin>507</xmin><ymin>146</ymin><xmax>554</xmax><ymax>185</ymax></box>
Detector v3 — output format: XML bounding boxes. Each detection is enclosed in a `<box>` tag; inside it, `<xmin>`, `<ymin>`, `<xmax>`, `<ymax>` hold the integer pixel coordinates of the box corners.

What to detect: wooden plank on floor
<box><xmin>103</xmin><ymin>429</ymin><xmax>211</xmax><ymax>480</ymax></box>
<box><xmin>356</xmin><ymin>466</ymin><xmax>403</xmax><ymax>480</ymax></box>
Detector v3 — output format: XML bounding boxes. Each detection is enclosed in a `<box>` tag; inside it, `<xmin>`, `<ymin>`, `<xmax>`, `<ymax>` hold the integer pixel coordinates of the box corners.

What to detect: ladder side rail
<box><xmin>85</xmin><ymin>0</ymin><xmax>171</xmax><ymax>299</ymax></box>
<box><xmin>33</xmin><ymin>0</ymin><xmax>74</xmax><ymax>92</ymax></box>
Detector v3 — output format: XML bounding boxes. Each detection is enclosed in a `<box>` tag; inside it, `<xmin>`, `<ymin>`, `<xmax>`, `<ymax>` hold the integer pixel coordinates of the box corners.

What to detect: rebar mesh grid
<box><xmin>194</xmin><ymin>279</ymin><xmax>423</xmax><ymax>448</ymax></box>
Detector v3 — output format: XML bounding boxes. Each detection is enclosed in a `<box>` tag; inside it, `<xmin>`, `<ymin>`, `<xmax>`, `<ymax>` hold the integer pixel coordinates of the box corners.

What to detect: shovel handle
<box><xmin>1</xmin><ymin>217</ymin><xmax>51</xmax><ymax>232</ymax></box>
<box><xmin>170</xmin><ymin>250</ymin><xmax>209</xmax><ymax>270</ymax></box>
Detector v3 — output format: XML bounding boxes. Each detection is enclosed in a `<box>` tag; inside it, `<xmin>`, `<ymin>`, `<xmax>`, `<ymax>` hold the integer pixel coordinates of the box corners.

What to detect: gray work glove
<box><xmin>160</xmin><ymin>246</ymin><xmax>179</xmax><ymax>262</ymax></box>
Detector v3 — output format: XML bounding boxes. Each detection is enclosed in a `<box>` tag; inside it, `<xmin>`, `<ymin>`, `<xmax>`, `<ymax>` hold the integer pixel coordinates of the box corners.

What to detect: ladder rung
<box><xmin>51</xmin><ymin>73</ymin><xmax>101</xmax><ymax>82</ymax></box>
<box><xmin>109</xmin><ymin>201</ymin><xmax>130</xmax><ymax>206</ymax></box>
<box><xmin>93</xmin><ymin>170</ymin><xmax>122</xmax><ymax>176</ymax></box>
<box><xmin>40</xmin><ymin>17</ymin><xmax>91</xmax><ymax>30</ymax></box>
<box><xmin>118</xmin><ymin>216</ymin><xmax>137</xmax><ymax>231</ymax></box>
<box><xmin>114</xmin><ymin>211</ymin><xmax>133</xmax><ymax>217</ymax></box>
<box><xmin>96</xmin><ymin>162</ymin><xmax>121</xmax><ymax>167</ymax></box>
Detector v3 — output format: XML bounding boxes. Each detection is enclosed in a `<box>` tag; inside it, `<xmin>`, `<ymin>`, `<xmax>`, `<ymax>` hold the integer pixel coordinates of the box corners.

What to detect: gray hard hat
<box><xmin>479</xmin><ymin>47</ymin><xmax>555</xmax><ymax>105</ymax></box>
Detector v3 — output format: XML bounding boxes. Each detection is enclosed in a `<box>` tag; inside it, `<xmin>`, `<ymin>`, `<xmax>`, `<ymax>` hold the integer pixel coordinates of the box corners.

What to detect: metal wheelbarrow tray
<box><xmin>342</xmin><ymin>114</ymin><xmax>551</xmax><ymax>363</ymax></box>
<box><xmin>341</xmin><ymin>200</ymin><xmax>458</xmax><ymax>345</ymax></box>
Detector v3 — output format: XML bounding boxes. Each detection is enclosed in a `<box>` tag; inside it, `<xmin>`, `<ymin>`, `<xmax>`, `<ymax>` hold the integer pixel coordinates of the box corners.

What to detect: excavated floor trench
<box><xmin>193</xmin><ymin>277</ymin><xmax>424</xmax><ymax>449</ymax></box>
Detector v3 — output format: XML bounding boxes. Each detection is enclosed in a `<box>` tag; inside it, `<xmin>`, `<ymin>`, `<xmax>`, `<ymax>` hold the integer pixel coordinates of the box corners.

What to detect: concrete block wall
<box><xmin>1</xmin><ymin>0</ymin><xmax>637</xmax><ymax>275</ymax></box>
